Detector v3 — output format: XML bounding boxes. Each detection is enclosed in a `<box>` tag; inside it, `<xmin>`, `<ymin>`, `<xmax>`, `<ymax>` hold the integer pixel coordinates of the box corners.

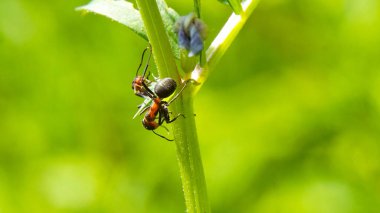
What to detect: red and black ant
<box><xmin>132</xmin><ymin>46</ymin><xmax>197</xmax><ymax>141</ymax></box>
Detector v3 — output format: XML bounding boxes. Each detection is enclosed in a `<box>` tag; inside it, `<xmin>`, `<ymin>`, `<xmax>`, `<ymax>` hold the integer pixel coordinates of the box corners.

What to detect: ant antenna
<box><xmin>142</xmin><ymin>45</ymin><xmax>152</xmax><ymax>78</ymax></box>
<box><xmin>135</xmin><ymin>44</ymin><xmax>152</xmax><ymax>77</ymax></box>
<box><xmin>135</xmin><ymin>47</ymin><xmax>148</xmax><ymax>76</ymax></box>
<box><xmin>152</xmin><ymin>130</ymin><xmax>174</xmax><ymax>141</ymax></box>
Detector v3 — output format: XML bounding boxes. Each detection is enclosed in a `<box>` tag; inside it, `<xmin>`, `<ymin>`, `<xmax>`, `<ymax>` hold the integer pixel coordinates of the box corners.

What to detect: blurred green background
<box><xmin>1</xmin><ymin>0</ymin><xmax>380</xmax><ymax>212</ymax></box>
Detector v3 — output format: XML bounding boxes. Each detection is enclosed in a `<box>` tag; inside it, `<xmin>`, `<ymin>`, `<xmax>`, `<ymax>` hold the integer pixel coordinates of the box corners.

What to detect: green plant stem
<box><xmin>136</xmin><ymin>0</ymin><xmax>178</xmax><ymax>79</ymax></box>
<box><xmin>191</xmin><ymin>0</ymin><xmax>260</xmax><ymax>92</ymax></box>
<box><xmin>136</xmin><ymin>0</ymin><xmax>210</xmax><ymax>212</ymax></box>
<box><xmin>172</xmin><ymin>88</ymin><xmax>210</xmax><ymax>213</ymax></box>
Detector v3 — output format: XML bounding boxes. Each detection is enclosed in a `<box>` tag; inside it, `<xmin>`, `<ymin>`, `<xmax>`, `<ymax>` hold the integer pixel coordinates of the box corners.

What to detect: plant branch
<box><xmin>191</xmin><ymin>0</ymin><xmax>260</xmax><ymax>92</ymax></box>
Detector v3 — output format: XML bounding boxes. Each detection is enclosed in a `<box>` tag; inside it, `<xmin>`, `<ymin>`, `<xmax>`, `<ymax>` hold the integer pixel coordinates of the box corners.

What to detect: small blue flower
<box><xmin>175</xmin><ymin>13</ymin><xmax>207</xmax><ymax>57</ymax></box>
<box><xmin>178</xmin><ymin>26</ymin><xmax>190</xmax><ymax>50</ymax></box>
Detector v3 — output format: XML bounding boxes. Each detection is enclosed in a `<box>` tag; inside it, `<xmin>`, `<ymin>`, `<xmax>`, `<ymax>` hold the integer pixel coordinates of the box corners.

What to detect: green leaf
<box><xmin>77</xmin><ymin>0</ymin><xmax>180</xmax><ymax>58</ymax></box>
<box><xmin>77</xmin><ymin>0</ymin><xmax>147</xmax><ymax>40</ymax></box>
<box><xmin>218</xmin><ymin>0</ymin><xmax>243</xmax><ymax>14</ymax></box>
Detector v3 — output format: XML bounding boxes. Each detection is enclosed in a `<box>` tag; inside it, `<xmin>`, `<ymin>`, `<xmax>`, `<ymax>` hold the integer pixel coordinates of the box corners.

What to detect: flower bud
<box><xmin>175</xmin><ymin>13</ymin><xmax>207</xmax><ymax>57</ymax></box>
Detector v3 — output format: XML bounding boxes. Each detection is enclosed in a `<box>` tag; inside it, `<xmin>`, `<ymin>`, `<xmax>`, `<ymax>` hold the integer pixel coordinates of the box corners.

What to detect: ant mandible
<box><xmin>132</xmin><ymin>46</ymin><xmax>196</xmax><ymax>141</ymax></box>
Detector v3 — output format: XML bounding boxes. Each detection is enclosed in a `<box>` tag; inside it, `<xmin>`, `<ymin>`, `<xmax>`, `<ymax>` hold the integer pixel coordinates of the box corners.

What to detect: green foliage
<box><xmin>1</xmin><ymin>0</ymin><xmax>380</xmax><ymax>212</ymax></box>
<box><xmin>77</xmin><ymin>0</ymin><xmax>146</xmax><ymax>39</ymax></box>
<box><xmin>76</xmin><ymin>0</ymin><xmax>256</xmax><ymax>211</ymax></box>
<box><xmin>77</xmin><ymin>0</ymin><xmax>180</xmax><ymax>58</ymax></box>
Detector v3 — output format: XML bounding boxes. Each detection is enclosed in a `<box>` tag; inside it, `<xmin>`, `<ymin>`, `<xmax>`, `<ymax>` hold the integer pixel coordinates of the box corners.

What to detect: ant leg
<box><xmin>152</xmin><ymin>130</ymin><xmax>174</xmax><ymax>141</ymax></box>
<box><xmin>141</xmin><ymin>80</ymin><xmax>156</xmax><ymax>99</ymax></box>
<box><xmin>168</xmin><ymin>79</ymin><xmax>200</xmax><ymax>105</ymax></box>
<box><xmin>160</xmin><ymin>125</ymin><xmax>170</xmax><ymax>132</ymax></box>
<box><xmin>158</xmin><ymin>110</ymin><xmax>178</xmax><ymax>126</ymax></box>
<box><xmin>141</xmin><ymin>46</ymin><xmax>152</xmax><ymax>78</ymax></box>
<box><xmin>185</xmin><ymin>79</ymin><xmax>201</xmax><ymax>86</ymax></box>
<box><xmin>158</xmin><ymin>110</ymin><xmax>165</xmax><ymax>126</ymax></box>
<box><xmin>159</xmin><ymin>105</ymin><xmax>186</xmax><ymax>124</ymax></box>
<box><xmin>146</xmin><ymin>71</ymin><xmax>151</xmax><ymax>80</ymax></box>
<box><xmin>167</xmin><ymin>113</ymin><xmax>185</xmax><ymax>123</ymax></box>
<box><xmin>156</xmin><ymin>111</ymin><xmax>171</xmax><ymax>134</ymax></box>
<box><xmin>135</xmin><ymin>93</ymin><xmax>145</xmax><ymax>98</ymax></box>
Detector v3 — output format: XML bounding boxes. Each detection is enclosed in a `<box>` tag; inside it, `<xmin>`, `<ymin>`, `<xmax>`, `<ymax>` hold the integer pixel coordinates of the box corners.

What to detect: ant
<box><xmin>132</xmin><ymin>46</ymin><xmax>197</xmax><ymax>141</ymax></box>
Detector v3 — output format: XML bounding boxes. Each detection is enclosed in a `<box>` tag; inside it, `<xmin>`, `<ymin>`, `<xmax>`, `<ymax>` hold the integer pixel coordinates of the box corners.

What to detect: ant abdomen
<box><xmin>154</xmin><ymin>78</ymin><xmax>177</xmax><ymax>99</ymax></box>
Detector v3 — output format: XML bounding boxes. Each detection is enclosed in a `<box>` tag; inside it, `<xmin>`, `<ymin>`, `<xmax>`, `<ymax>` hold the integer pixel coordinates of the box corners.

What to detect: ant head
<box><xmin>132</xmin><ymin>77</ymin><xmax>142</xmax><ymax>90</ymax></box>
